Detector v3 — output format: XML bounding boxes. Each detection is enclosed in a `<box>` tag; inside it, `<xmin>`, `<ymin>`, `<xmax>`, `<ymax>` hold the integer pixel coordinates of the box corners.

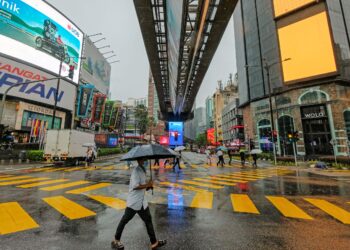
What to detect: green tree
<box><xmin>195</xmin><ymin>132</ymin><xmax>207</xmax><ymax>147</ymax></box>
<box><xmin>134</xmin><ymin>104</ymin><xmax>149</xmax><ymax>135</ymax></box>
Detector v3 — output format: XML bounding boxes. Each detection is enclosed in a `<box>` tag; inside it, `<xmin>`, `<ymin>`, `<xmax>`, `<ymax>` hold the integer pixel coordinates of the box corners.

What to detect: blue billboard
<box><xmin>169</xmin><ymin>122</ymin><xmax>183</xmax><ymax>146</ymax></box>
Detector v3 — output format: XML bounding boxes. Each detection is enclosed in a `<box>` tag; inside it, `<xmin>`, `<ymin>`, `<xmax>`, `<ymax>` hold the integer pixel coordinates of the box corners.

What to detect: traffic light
<box><xmin>287</xmin><ymin>132</ymin><xmax>293</xmax><ymax>142</ymax></box>
<box><xmin>68</xmin><ymin>65</ymin><xmax>75</xmax><ymax>79</ymax></box>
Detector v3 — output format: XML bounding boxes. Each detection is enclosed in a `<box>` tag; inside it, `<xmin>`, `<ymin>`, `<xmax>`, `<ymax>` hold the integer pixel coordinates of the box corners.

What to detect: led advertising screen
<box><xmin>277</xmin><ymin>5</ymin><xmax>337</xmax><ymax>84</ymax></box>
<box><xmin>0</xmin><ymin>0</ymin><xmax>83</xmax><ymax>83</ymax></box>
<box><xmin>76</xmin><ymin>84</ymin><xmax>94</xmax><ymax>117</ymax></box>
<box><xmin>169</xmin><ymin>121</ymin><xmax>183</xmax><ymax>146</ymax></box>
<box><xmin>207</xmin><ymin>128</ymin><xmax>215</xmax><ymax>145</ymax></box>
<box><xmin>81</xmin><ymin>37</ymin><xmax>111</xmax><ymax>95</ymax></box>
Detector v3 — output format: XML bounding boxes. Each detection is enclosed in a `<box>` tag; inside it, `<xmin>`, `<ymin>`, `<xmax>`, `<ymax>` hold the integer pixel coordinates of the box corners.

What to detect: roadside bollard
<box><xmin>18</xmin><ymin>159</ymin><xmax>22</xmax><ymax>164</ymax></box>
<box><xmin>0</xmin><ymin>159</ymin><xmax>4</xmax><ymax>165</ymax></box>
<box><xmin>26</xmin><ymin>159</ymin><xmax>30</xmax><ymax>163</ymax></box>
<box><xmin>9</xmin><ymin>159</ymin><xmax>13</xmax><ymax>164</ymax></box>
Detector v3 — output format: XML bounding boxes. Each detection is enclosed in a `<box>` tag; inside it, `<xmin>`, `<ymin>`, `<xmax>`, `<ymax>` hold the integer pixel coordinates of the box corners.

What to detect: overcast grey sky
<box><xmin>46</xmin><ymin>0</ymin><xmax>236</xmax><ymax>108</ymax></box>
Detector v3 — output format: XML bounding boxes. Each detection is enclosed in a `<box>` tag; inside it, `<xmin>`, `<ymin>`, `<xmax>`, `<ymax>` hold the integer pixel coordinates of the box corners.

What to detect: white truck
<box><xmin>44</xmin><ymin>129</ymin><xmax>96</xmax><ymax>165</ymax></box>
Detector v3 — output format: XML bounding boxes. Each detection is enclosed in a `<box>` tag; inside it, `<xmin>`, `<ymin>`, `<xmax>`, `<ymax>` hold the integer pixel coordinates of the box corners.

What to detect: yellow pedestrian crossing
<box><xmin>66</xmin><ymin>183</ymin><xmax>112</xmax><ymax>194</ymax></box>
<box><xmin>87</xmin><ymin>195</ymin><xmax>126</xmax><ymax>210</ymax></box>
<box><xmin>17</xmin><ymin>179</ymin><xmax>70</xmax><ymax>188</ymax></box>
<box><xmin>0</xmin><ymin>176</ymin><xmax>33</xmax><ymax>182</ymax></box>
<box><xmin>0</xmin><ymin>177</ymin><xmax>50</xmax><ymax>186</ymax></box>
<box><xmin>205</xmin><ymin>176</ymin><xmax>244</xmax><ymax>183</ymax></box>
<box><xmin>179</xmin><ymin>180</ymin><xmax>224</xmax><ymax>189</ymax></box>
<box><xmin>43</xmin><ymin>196</ymin><xmax>96</xmax><ymax>219</ymax></box>
<box><xmin>190</xmin><ymin>192</ymin><xmax>213</xmax><ymax>209</ymax></box>
<box><xmin>266</xmin><ymin>196</ymin><xmax>313</xmax><ymax>220</ymax></box>
<box><xmin>230</xmin><ymin>194</ymin><xmax>260</xmax><ymax>214</ymax></box>
<box><xmin>0</xmin><ymin>175</ymin><xmax>13</xmax><ymax>178</ymax></box>
<box><xmin>304</xmin><ymin>198</ymin><xmax>350</xmax><ymax>224</ymax></box>
<box><xmin>0</xmin><ymin>202</ymin><xmax>39</xmax><ymax>235</ymax></box>
<box><xmin>192</xmin><ymin>178</ymin><xmax>236</xmax><ymax>186</ymax></box>
<box><xmin>159</xmin><ymin>182</ymin><xmax>207</xmax><ymax>193</ymax></box>
<box><xmin>40</xmin><ymin>181</ymin><xmax>90</xmax><ymax>191</ymax></box>
<box><xmin>30</xmin><ymin>167</ymin><xmax>55</xmax><ymax>172</ymax></box>
<box><xmin>64</xmin><ymin>167</ymin><xmax>85</xmax><ymax>172</ymax></box>
<box><xmin>215</xmin><ymin>174</ymin><xmax>256</xmax><ymax>181</ymax></box>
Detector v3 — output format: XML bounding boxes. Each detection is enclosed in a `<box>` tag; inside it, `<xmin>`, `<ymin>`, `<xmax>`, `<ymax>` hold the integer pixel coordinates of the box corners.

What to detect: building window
<box><xmin>257</xmin><ymin>119</ymin><xmax>272</xmax><ymax>152</ymax></box>
<box><xmin>344</xmin><ymin>110</ymin><xmax>350</xmax><ymax>140</ymax></box>
<box><xmin>300</xmin><ymin>90</ymin><xmax>328</xmax><ymax>105</ymax></box>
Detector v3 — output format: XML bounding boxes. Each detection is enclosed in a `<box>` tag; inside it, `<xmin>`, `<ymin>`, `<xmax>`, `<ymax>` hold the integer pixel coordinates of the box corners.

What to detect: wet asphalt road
<box><xmin>1</xmin><ymin>152</ymin><xmax>350</xmax><ymax>250</ymax></box>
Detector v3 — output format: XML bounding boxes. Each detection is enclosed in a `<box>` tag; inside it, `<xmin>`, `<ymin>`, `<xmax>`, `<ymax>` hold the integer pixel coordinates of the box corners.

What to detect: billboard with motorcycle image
<box><xmin>0</xmin><ymin>0</ymin><xmax>83</xmax><ymax>83</ymax></box>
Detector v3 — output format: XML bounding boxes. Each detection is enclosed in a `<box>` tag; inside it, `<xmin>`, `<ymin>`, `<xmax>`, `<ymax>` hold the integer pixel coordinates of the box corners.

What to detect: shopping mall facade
<box><xmin>0</xmin><ymin>0</ymin><xmax>113</xmax><ymax>144</ymax></box>
<box><xmin>234</xmin><ymin>0</ymin><xmax>350</xmax><ymax>157</ymax></box>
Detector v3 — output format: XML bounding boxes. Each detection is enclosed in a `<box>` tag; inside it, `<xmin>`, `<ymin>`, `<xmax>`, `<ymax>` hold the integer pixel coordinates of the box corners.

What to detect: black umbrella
<box><xmin>121</xmin><ymin>144</ymin><xmax>176</xmax><ymax>194</ymax></box>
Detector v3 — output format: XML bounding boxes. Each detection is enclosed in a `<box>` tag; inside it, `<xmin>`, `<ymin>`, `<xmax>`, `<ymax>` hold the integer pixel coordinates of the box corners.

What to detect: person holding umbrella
<box><xmin>111</xmin><ymin>145</ymin><xmax>173</xmax><ymax>250</ymax></box>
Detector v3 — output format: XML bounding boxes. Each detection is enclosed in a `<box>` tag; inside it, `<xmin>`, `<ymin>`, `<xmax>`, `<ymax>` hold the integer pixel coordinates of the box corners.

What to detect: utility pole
<box><xmin>51</xmin><ymin>57</ymin><xmax>63</xmax><ymax>129</ymax></box>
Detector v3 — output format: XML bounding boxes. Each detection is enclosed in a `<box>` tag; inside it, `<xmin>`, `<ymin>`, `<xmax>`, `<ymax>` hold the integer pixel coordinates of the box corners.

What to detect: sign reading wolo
<box><xmin>0</xmin><ymin>56</ymin><xmax>75</xmax><ymax>111</ymax></box>
<box><xmin>0</xmin><ymin>0</ymin><xmax>84</xmax><ymax>83</ymax></box>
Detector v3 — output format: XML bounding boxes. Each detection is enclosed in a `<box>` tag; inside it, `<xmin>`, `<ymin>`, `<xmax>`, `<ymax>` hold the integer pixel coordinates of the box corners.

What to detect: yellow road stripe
<box><xmin>226</xmin><ymin>174</ymin><xmax>261</xmax><ymax>180</ymax></box>
<box><xmin>0</xmin><ymin>176</ymin><xmax>32</xmax><ymax>182</ymax></box>
<box><xmin>0</xmin><ymin>177</ymin><xmax>50</xmax><ymax>186</ymax></box>
<box><xmin>87</xmin><ymin>195</ymin><xmax>126</xmax><ymax>210</ymax></box>
<box><xmin>0</xmin><ymin>175</ymin><xmax>13</xmax><ymax>178</ymax></box>
<box><xmin>206</xmin><ymin>176</ymin><xmax>243</xmax><ymax>183</ymax></box>
<box><xmin>179</xmin><ymin>180</ymin><xmax>223</xmax><ymax>189</ymax></box>
<box><xmin>17</xmin><ymin>179</ymin><xmax>70</xmax><ymax>188</ymax></box>
<box><xmin>159</xmin><ymin>182</ymin><xmax>207</xmax><ymax>192</ymax></box>
<box><xmin>215</xmin><ymin>175</ymin><xmax>254</xmax><ymax>181</ymax></box>
<box><xmin>304</xmin><ymin>198</ymin><xmax>350</xmax><ymax>224</ymax></box>
<box><xmin>44</xmin><ymin>167</ymin><xmax>71</xmax><ymax>172</ymax></box>
<box><xmin>30</xmin><ymin>167</ymin><xmax>55</xmax><ymax>172</ymax></box>
<box><xmin>192</xmin><ymin>178</ymin><xmax>236</xmax><ymax>186</ymax></box>
<box><xmin>40</xmin><ymin>181</ymin><xmax>90</xmax><ymax>191</ymax></box>
<box><xmin>42</xmin><ymin>196</ymin><xmax>95</xmax><ymax>219</ymax></box>
<box><xmin>190</xmin><ymin>192</ymin><xmax>213</xmax><ymax>209</ymax></box>
<box><xmin>0</xmin><ymin>202</ymin><xmax>39</xmax><ymax>234</ymax></box>
<box><xmin>231</xmin><ymin>194</ymin><xmax>260</xmax><ymax>214</ymax></box>
<box><xmin>66</xmin><ymin>183</ymin><xmax>112</xmax><ymax>194</ymax></box>
<box><xmin>64</xmin><ymin>167</ymin><xmax>85</xmax><ymax>172</ymax></box>
<box><xmin>266</xmin><ymin>196</ymin><xmax>313</xmax><ymax>220</ymax></box>
<box><xmin>101</xmin><ymin>166</ymin><xmax>116</xmax><ymax>170</ymax></box>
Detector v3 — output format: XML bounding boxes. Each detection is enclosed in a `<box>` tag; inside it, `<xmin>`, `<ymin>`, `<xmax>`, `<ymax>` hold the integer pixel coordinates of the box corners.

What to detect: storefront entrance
<box><xmin>301</xmin><ymin>105</ymin><xmax>332</xmax><ymax>156</ymax></box>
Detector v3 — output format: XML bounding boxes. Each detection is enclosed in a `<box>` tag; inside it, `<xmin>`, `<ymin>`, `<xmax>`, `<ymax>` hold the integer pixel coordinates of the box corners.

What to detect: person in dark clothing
<box><xmin>173</xmin><ymin>151</ymin><xmax>182</xmax><ymax>170</ymax></box>
<box><xmin>216</xmin><ymin>149</ymin><xmax>225</xmax><ymax>167</ymax></box>
<box><xmin>228</xmin><ymin>149</ymin><xmax>233</xmax><ymax>165</ymax></box>
<box><xmin>154</xmin><ymin>158</ymin><xmax>160</xmax><ymax>166</ymax></box>
<box><xmin>240</xmin><ymin>150</ymin><xmax>246</xmax><ymax>167</ymax></box>
<box><xmin>252</xmin><ymin>153</ymin><xmax>258</xmax><ymax>168</ymax></box>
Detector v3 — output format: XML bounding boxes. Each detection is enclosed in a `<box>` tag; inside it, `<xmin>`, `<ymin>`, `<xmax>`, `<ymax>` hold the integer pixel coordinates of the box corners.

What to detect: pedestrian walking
<box><xmin>205</xmin><ymin>149</ymin><xmax>211</xmax><ymax>165</ymax></box>
<box><xmin>173</xmin><ymin>151</ymin><xmax>182</xmax><ymax>170</ymax></box>
<box><xmin>252</xmin><ymin>153</ymin><xmax>258</xmax><ymax>168</ymax></box>
<box><xmin>86</xmin><ymin>147</ymin><xmax>93</xmax><ymax>167</ymax></box>
<box><xmin>111</xmin><ymin>158</ymin><xmax>167</xmax><ymax>250</ymax></box>
<box><xmin>216</xmin><ymin>149</ymin><xmax>224</xmax><ymax>167</ymax></box>
<box><xmin>228</xmin><ymin>149</ymin><xmax>233</xmax><ymax>165</ymax></box>
<box><xmin>239</xmin><ymin>149</ymin><xmax>246</xmax><ymax>167</ymax></box>
<box><xmin>154</xmin><ymin>158</ymin><xmax>160</xmax><ymax>166</ymax></box>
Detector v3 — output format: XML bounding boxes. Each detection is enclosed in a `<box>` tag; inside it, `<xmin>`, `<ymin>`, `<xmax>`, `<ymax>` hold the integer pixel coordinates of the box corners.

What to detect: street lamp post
<box><xmin>51</xmin><ymin>57</ymin><xmax>63</xmax><ymax>129</ymax></box>
<box><xmin>246</xmin><ymin>58</ymin><xmax>291</xmax><ymax>166</ymax></box>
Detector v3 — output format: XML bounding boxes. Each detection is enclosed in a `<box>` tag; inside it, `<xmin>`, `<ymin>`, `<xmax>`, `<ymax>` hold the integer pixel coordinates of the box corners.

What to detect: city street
<box><xmin>1</xmin><ymin>152</ymin><xmax>350</xmax><ymax>250</ymax></box>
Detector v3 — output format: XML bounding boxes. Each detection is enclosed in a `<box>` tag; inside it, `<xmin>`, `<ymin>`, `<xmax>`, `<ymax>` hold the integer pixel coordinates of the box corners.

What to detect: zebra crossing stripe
<box><xmin>266</xmin><ymin>196</ymin><xmax>313</xmax><ymax>220</ymax></box>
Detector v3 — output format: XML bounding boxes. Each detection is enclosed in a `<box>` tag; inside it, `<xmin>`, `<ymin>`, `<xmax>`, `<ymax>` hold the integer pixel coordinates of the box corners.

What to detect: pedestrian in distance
<box><xmin>216</xmin><ymin>149</ymin><xmax>224</xmax><ymax>167</ymax></box>
<box><xmin>205</xmin><ymin>149</ymin><xmax>211</xmax><ymax>165</ymax></box>
<box><xmin>85</xmin><ymin>147</ymin><xmax>93</xmax><ymax>167</ymax></box>
<box><xmin>111</xmin><ymin>158</ymin><xmax>167</xmax><ymax>250</ymax></box>
<box><xmin>239</xmin><ymin>149</ymin><xmax>246</xmax><ymax>168</ymax></box>
<box><xmin>228</xmin><ymin>149</ymin><xmax>233</xmax><ymax>165</ymax></box>
<box><xmin>154</xmin><ymin>158</ymin><xmax>160</xmax><ymax>167</ymax></box>
<box><xmin>252</xmin><ymin>153</ymin><xmax>258</xmax><ymax>168</ymax></box>
<box><xmin>173</xmin><ymin>151</ymin><xmax>182</xmax><ymax>171</ymax></box>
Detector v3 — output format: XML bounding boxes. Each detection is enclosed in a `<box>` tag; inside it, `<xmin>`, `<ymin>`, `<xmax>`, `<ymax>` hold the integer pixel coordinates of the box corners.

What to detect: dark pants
<box><xmin>228</xmin><ymin>155</ymin><xmax>232</xmax><ymax>165</ymax></box>
<box><xmin>217</xmin><ymin>156</ymin><xmax>224</xmax><ymax>167</ymax></box>
<box><xmin>115</xmin><ymin>206</ymin><xmax>157</xmax><ymax>244</ymax></box>
<box><xmin>173</xmin><ymin>158</ymin><xmax>181</xmax><ymax>169</ymax></box>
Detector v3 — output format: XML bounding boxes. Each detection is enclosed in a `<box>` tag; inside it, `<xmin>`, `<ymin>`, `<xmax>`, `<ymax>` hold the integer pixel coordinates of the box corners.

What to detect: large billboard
<box><xmin>0</xmin><ymin>56</ymin><xmax>75</xmax><ymax>111</ymax></box>
<box><xmin>277</xmin><ymin>4</ymin><xmax>337</xmax><ymax>84</ymax></box>
<box><xmin>169</xmin><ymin>121</ymin><xmax>183</xmax><ymax>146</ymax></box>
<box><xmin>166</xmin><ymin>0</ymin><xmax>184</xmax><ymax>109</ymax></box>
<box><xmin>76</xmin><ymin>84</ymin><xmax>94</xmax><ymax>117</ymax></box>
<box><xmin>81</xmin><ymin>37</ymin><xmax>111</xmax><ymax>95</ymax></box>
<box><xmin>273</xmin><ymin>0</ymin><xmax>317</xmax><ymax>18</ymax></box>
<box><xmin>0</xmin><ymin>0</ymin><xmax>83</xmax><ymax>83</ymax></box>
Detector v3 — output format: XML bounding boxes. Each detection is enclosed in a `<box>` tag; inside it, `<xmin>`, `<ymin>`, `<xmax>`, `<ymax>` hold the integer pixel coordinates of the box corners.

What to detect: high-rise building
<box><xmin>194</xmin><ymin>107</ymin><xmax>206</xmax><ymax>137</ymax></box>
<box><xmin>205</xmin><ymin>96</ymin><xmax>214</xmax><ymax>129</ymax></box>
<box><xmin>222</xmin><ymin>98</ymin><xmax>244</xmax><ymax>145</ymax></box>
<box><xmin>234</xmin><ymin>0</ymin><xmax>350</xmax><ymax>157</ymax></box>
<box><xmin>213</xmin><ymin>79</ymin><xmax>239</xmax><ymax>143</ymax></box>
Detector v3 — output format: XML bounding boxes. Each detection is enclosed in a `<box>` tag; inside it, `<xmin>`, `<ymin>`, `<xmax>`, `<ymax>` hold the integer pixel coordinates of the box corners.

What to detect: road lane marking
<box><xmin>17</xmin><ymin>179</ymin><xmax>70</xmax><ymax>188</ymax></box>
<box><xmin>304</xmin><ymin>198</ymin><xmax>350</xmax><ymax>224</ymax></box>
<box><xmin>40</xmin><ymin>181</ymin><xmax>90</xmax><ymax>191</ymax></box>
<box><xmin>0</xmin><ymin>176</ymin><xmax>33</xmax><ymax>182</ymax></box>
<box><xmin>192</xmin><ymin>178</ymin><xmax>236</xmax><ymax>186</ymax></box>
<box><xmin>64</xmin><ymin>167</ymin><xmax>85</xmax><ymax>172</ymax></box>
<box><xmin>44</xmin><ymin>167</ymin><xmax>71</xmax><ymax>172</ymax></box>
<box><xmin>210</xmin><ymin>176</ymin><xmax>247</xmax><ymax>183</ymax></box>
<box><xmin>178</xmin><ymin>180</ymin><xmax>224</xmax><ymax>189</ymax></box>
<box><xmin>42</xmin><ymin>196</ymin><xmax>95</xmax><ymax>219</ymax></box>
<box><xmin>266</xmin><ymin>196</ymin><xmax>313</xmax><ymax>220</ymax></box>
<box><xmin>230</xmin><ymin>194</ymin><xmax>260</xmax><ymax>214</ymax></box>
<box><xmin>87</xmin><ymin>195</ymin><xmax>126</xmax><ymax>210</ymax></box>
<box><xmin>226</xmin><ymin>174</ymin><xmax>261</xmax><ymax>180</ymax></box>
<box><xmin>0</xmin><ymin>175</ymin><xmax>13</xmax><ymax>178</ymax></box>
<box><xmin>30</xmin><ymin>167</ymin><xmax>55</xmax><ymax>172</ymax></box>
<box><xmin>159</xmin><ymin>182</ymin><xmax>207</xmax><ymax>192</ymax></box>
<box><xmin>100</xmin><ymin>165</ymin><xmax>116</xmax><ymax>170</ymax></box>
<box><xmin>66</xmin><ymin>183</ymin><xmax>112</xmax><ymax>194</ymax></box>
<box><xmin>0</xmin><ymin>177</ymin><xmax>50</xmax><ymax>186</ymax></box>
<box><xmin>190</xmin><ymin>192</ymin><xmax>213</xmax><ymax>209</ymax></box>
<box><xmin>206</xmin><ymin>176</ymin><xmax>243</xmax><ymax>183</ymax></box>
<box><xmin>0</xmin><ymin>202</ymin><xmax>39</xmax><ymax>235</ymax></box>
<box><xmin>215</xmin><ymin>175</ymin><xmax>254</xmax><ymax>182</ymax></box>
